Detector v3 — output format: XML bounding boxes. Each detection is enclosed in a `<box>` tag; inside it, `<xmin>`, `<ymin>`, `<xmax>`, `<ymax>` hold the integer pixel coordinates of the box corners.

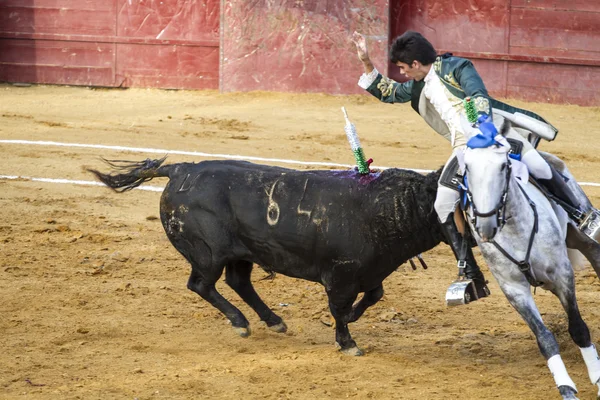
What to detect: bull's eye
<box><xmin>500</xmin><ymin>163</ymin><xmax>507</xmax><ymax>172</ymax></box>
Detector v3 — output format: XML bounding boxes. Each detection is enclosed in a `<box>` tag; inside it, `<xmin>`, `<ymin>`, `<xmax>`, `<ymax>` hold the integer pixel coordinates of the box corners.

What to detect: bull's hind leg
<box><xmin>552</xmin><ymin>270</ymin><xmax>600</xmax><ymax>398</ymax></box>
<box><xmin>187</xmin><ymin>267</ymin><xmax>252</xmax><ymax>338</ymax></box>
<box><xmin>497</xmin><ymin>279</ymin><xmax>579</xmax><ymax>399</ymax></box>
<box><xmin>225</xmin><ymin>261</ymin><xmax>287</xmax><ymax>333</ymax></box>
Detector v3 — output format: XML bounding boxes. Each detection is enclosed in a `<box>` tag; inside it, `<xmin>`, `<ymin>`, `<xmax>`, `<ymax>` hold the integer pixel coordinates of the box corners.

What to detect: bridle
<box><xmin>464</xmin><ymin>152</ymin><xmax>542</xmax><ymax>287</ymax></box>
<box><xmin>464</xmin><ymin>153</ymin><xmax>512</xmax><ymax>231</ymax></box>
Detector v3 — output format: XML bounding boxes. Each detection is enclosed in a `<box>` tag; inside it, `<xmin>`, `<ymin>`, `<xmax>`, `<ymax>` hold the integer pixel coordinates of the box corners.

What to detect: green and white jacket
<box><xmin>359</xmin><ymin>54</ymin><xmax>557</xmax><ymax>148</ymax></box>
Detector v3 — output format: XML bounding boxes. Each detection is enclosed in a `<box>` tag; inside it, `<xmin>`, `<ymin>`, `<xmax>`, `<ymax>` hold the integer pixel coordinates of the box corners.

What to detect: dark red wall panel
<box><xmin>1</xmin><ymin>1</ymin><xmax>599</xmax><ymax>105</ymax></box>
<box><xmin>390</xmin><ymin>0</ymin><xmax>600</xmax><ymax>105</ymax></box>
<box><xmin>116</xmin><ymin>43</ymin><xmax>219</xmax><ymax>89</ymax></box>
<box><xmin>221</xmin><ymin>0</ymin><xmax>389</xmax><ymax>94</ymax></box>
<box><xmin>510</xmin><ymin>9</ymin><xmax>600</xmax><ymax>60</ymax></box>
<box><xmin>117</xmin><ymin>0</ymin><xmax>219</xmax><ymax>42</ymax></box>
<box><xmin>0</xmin><ymin>0</ymin><xmax>219</xmax><ymax>89</ymax></box>
<box><xmin>0</xmin><ymin>38</ymin><xmax>115</xmax><ymax>86</ymax></box>
<box><xmin>511</xmin><ymin>0</ymin><xmax>600</xmax><ymax>12</ymax></box>
<box><xmin>507</xmin><ymin>62</ymin><xmax>600</xmax><ymax>104</ymax></box>
<box><xmin>0</xmin><ymin>0</ymin><xmax>117</xmax><ymax>36</ymax></box>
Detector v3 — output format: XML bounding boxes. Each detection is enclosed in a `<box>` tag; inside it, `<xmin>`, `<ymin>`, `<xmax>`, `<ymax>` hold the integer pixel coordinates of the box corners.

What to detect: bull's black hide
<box><xmin>90</xmin><ymin>158</ymin><xmax>444</xmax><ymax>355</ymax></box>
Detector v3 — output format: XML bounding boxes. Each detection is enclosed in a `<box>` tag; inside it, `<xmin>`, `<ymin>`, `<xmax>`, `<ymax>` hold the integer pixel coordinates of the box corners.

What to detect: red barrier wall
<box><xmin>1</xmin><ymin>1</ymin><xmax>599</xmax><ymax>105</ymax></box>
<box><xmin>0</xmin><ymin>0</ymin><xmax>220</xmax><ymax>89</ymax></box>
<box><xmin>220</xmin><ymin>0</ymin><xmax>389</xmax><ymax>95</ymax></box>
<box><xmin>389</xmin><ymin>0</ymin><xmax>600</xmax><ymax>105</ymax></box>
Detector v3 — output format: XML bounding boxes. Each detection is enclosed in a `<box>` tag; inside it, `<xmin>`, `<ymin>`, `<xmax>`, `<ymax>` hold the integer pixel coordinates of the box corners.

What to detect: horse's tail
<box><xmin>87</xmin><ymin>156</ymin><xmax>171</xmax><ymax>192</ymax></box>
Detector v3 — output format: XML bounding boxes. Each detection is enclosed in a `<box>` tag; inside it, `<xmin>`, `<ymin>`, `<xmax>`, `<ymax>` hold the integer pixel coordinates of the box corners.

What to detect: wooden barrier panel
<box><xmin>389</xmin><ymin>0</ymin><xmax>600</xmax><ymax>105</ymax></box>
<box><xmin>0</xmin><ymin>0</ymin><xmax>220</xmax><ymax>89</ymax></box>
<box><xmin>220</xmin><ymin>0</ymin><xmax>390</xmax><ymax>95</ymax></box>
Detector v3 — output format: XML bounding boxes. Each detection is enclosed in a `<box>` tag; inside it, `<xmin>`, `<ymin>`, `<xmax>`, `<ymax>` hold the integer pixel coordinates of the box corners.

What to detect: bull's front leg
<box><xmin>327</xmin><ymin>290</ymin><xmax>362</xmax><ymax>356</ymax></box>
<box><xmin>348</xmin><ymin>284</ymin><xmax>384</xmax><ymax>323</ymax></box>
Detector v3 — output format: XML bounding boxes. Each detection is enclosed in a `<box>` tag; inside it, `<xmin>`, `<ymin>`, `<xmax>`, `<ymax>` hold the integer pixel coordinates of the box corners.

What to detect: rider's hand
<box><xmin>352</xmin><ymin>32</ymin><xmax>370</xmax><ymax>63</ymax></box>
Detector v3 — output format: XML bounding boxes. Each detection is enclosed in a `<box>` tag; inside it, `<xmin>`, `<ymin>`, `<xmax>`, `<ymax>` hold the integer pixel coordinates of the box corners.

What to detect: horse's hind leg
<box><xmin>498</xmin><ymin>280</ymin><xmax>579</xmax><ymax>399</ymax></box>
<box><xmin>567</xmin><ymin>223</ymin><xmax>600</xmax><ymax>279</ymax></box>
<box><xmin>552</xmin><ymin>270</ymin><xmax>600</xmax><ymax>397</ymax></box>
<box><xmin>225</xmin><ymin>261</ymin><xmax>287</xmax><ymax>333</ymax></box>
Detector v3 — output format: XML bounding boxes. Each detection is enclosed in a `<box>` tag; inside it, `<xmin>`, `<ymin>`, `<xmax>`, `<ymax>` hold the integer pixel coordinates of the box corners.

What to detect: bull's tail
<box><xmin>88</xmin><ymin>156</ymin><xmax>171</xmax><ymax>192</ymax></box>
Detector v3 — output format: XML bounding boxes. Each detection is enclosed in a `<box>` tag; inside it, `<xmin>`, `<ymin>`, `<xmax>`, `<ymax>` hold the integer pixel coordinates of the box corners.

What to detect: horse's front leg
<box><xmin>551</xmin><ymin>266</ymin><xmax>600</xmax><ymax>398</ymax></box>
<box><xmin>498</xmin><ymin>279</ymin><xmax>579</xmax><ymax>399</ymax></box>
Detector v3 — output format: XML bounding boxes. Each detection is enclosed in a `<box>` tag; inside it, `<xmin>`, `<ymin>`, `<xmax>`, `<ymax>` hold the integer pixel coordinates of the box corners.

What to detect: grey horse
<box><xmin>463</xmin><ymin>128</ymin><xmax>600</xmax><ymax>400</ymax></box>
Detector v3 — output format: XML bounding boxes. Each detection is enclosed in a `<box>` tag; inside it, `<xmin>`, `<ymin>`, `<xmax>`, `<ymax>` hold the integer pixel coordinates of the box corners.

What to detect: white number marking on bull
<box><xmin>297</xmin><ymin>179</ymin><xmax>312</xmax><ymax>218</ymax></box>
<box><xmin>393</xmin><ymin>195</ymin><xmax>401</xmax><ymax>223</ymax></box>
<box><xmin>266</xmin><ymin>179</ymin><xmax>281</xmax><ymax>226</ymax></box>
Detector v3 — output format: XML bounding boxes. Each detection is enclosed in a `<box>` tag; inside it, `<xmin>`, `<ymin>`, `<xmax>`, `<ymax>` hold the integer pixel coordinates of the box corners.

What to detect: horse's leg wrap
<box><xmin>548</xmin><ymin>354</ymin><xmax>578</xmax><ymax>393</ymax></box>
<box><xmin>580</xmin><ymin>345</ymin><xmax>600</xmax><ymax>387</ymax></box>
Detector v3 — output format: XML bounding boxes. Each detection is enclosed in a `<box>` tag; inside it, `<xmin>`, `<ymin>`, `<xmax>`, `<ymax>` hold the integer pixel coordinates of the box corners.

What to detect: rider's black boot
<box><xmin>441</xmin><ymin>215</ymin><xmax>490</xmax><ymax>303</ymax></box>
<box><xmin>537</xmin><ymin>166</ymin><xmax>583</xmax><ymax>220</ymax></box>
<box><xmin>535</xmin><ymin>164</ymin><xmax>600</xmax><ymax>244</ymax></box>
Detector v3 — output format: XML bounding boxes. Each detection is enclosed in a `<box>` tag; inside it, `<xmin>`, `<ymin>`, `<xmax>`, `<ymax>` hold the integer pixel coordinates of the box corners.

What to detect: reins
<box><xmin>488</xmin><ymin>182</ymin><xmax>542</xmax><ymax>287</ymax></box>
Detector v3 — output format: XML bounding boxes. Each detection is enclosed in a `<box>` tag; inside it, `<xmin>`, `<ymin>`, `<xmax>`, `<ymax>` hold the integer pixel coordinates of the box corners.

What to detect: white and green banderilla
<box><xmin>341</xmin><ymin>107</ymin><xmax>372</xmax><ymax>174</ymax></box>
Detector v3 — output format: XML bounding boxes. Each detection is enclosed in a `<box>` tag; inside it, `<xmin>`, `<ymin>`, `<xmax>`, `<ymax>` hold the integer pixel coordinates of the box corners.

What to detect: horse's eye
<box><xmin>500</xmin><ymin>163</ymin><xmax>507</xmax><ymax>171</ymax></box>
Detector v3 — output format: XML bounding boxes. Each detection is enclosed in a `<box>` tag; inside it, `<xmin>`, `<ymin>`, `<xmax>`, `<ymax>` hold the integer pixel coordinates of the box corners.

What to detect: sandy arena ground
<box><xmin>1</xmin><ymin>84</ymin><xmax>600</xmax><ymax>399</ymax></box>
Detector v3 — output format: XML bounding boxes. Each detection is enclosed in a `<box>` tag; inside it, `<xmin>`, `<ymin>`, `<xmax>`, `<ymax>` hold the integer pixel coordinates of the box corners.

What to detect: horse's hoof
<box><xmin>233</xmin><ymin>326</ymin><xmax>251</xmax><ymax>338</ymax></box>
<box><xmin>558</xmin><ymin>385</ymin><xmax>579</xmax><ymax>400</ymax></box>
<box><xmin>268</xmin><ymin>321</ymin><xmax>288</xmax><ymax>333</ymax></box>
<box><xmin>340</xmin><ymin>346</ymin><xmax>363</xmax><ymax>356</ymax></box>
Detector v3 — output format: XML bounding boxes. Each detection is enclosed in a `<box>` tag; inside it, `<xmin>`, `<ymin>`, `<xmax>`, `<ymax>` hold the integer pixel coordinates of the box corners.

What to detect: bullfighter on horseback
<box><xmin>352</xmin><ymin>30</ymin><xmax>600</xmax><ymax>304</ymax></box>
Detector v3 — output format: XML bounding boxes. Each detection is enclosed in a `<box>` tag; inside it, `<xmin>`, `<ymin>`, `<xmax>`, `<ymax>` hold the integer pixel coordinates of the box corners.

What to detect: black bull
<box><xmin>90</xmin><ymin>158</ymin><xmax>445</xmax><ymax>355</ymax></box>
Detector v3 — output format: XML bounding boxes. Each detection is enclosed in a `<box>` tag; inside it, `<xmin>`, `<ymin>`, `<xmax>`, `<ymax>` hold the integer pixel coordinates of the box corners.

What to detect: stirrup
<box><xmin>579</xmin><ymin>209</ymin><xmax>600</xmax><ymax>243</ymax></box>
<box><xmin>445</xmin><ymin>262</ymin><xmax>491</xmax><ymax>306</ymax></box>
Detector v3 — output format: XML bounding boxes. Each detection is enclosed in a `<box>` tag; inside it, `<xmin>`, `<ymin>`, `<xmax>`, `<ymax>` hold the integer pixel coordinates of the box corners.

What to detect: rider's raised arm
<box><xmin>353</xmin><ymin>31</ymin><xmax>412</xmax><ymax>104</ymax></box>
<box><xmin>359</xmin><ymin>71</ymin><xmax>413</xmax><ymax>104</ymax></box>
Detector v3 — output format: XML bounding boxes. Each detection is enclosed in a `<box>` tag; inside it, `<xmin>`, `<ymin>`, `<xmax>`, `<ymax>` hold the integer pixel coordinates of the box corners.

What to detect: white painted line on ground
<box><xmin>0</xmin><ymin>175</ymin><xmax>165</xmax><ymax>192</ymax></box>
<box><xmin>0</xmin><ymin>139</ymin><xmax>598</xmax><ymax>186</ymax></box>
<box><xmin>0</xmin><ymin>139</ymin><xmax>431</xmax><ymax>174</ymax></box>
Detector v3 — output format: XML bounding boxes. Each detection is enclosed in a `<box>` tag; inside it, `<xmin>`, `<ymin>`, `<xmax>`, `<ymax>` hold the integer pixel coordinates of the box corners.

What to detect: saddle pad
<box><xmin>439</xmin><ymin>156</ymin><xmax>462</xmax><ymax>192</ymax></box>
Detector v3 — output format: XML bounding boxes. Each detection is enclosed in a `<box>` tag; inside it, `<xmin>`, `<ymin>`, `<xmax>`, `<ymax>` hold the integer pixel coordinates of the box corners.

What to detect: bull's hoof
<box><xmin>268</xmin><ymin>321</ymin><xmax>288</xmax><ymax>333</ymax></box>
<box><xmin>340</xmin><ymin>346</ymin><xmax>363</xmax><ymax>356</ymax></box>
<box><xmin>233</xmin><ymin>326</ymin><xmax>251</xmax><ymax>338</ymax></box>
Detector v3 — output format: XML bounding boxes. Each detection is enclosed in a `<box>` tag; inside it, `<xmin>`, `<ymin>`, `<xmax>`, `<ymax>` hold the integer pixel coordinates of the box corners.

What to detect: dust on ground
<box><xmin>1</xmin><ymin>84</ymin><xmax>600</xmax><ymax>399</ymax></box>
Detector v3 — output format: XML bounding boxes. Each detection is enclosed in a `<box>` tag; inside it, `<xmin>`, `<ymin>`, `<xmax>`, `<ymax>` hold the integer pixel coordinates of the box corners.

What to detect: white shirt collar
<box><xmin>423</xmin><ymin>65</ymin><xmax>436</xmax><ymax>83</ymax></box>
